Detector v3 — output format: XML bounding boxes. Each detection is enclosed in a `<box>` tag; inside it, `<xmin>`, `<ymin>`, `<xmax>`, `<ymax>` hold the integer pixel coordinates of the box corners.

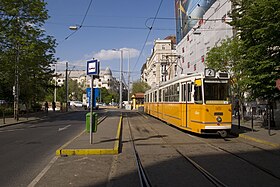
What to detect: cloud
<box><xmin>58</xmin><ymin>48</ymin><xmax>140</xmax><ymax>71</ymax></box>
<box><xmin>93</xmin><ymin>48</ymin><xmax>140</xmax><ymax>60</ymax></box>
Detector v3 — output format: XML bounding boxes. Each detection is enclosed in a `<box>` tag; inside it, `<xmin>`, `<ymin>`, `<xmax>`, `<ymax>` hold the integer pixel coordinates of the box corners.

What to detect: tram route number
<box><xmin>205</xmin><ymin>68</ymin><xmax>215</xmax><ymax>77</ymax></box>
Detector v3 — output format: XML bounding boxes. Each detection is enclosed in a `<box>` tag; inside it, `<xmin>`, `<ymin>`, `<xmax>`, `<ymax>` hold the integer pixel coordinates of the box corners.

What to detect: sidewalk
<box><xmin>231</xmin><ymin>118</ymin><xmax>280</xmax><ymax>148</ymax></box>
<box><xmin>56</xmin><ymin>110</ymin><xmax>122</xmax><ymax>156</ymax></box>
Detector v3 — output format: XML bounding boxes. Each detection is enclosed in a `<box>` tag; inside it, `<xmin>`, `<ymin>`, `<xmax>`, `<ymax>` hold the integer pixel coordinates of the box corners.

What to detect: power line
<box><xmin>132</xmin><ymin>0</ymin><xmax>164</xmax><ymax>73</ymax></box>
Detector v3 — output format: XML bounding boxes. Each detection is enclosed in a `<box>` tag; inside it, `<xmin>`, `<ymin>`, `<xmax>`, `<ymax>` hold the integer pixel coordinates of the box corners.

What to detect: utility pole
<box><xmin>119</xmin><ymin>50</ymin><xmax>123</xmax><ymax>109</ymax></box>
<box><xmin>14</xmin><ymin>45</ymin><xmax>19</xmax><ymax>121</ymax></box>
<box><xmin>54</xmin><ymin>63</ymin><xmax>57</xmax><ymax>102</ymax></box>
<box><xmin>127</xmin><ymin>51</ymin><xmax>130</xmax><ymax>105</ymax></box>
<box><xmin>65</xmin><ymin>62</ymin><xmax>68</xmax><ymax>112</ymax></box>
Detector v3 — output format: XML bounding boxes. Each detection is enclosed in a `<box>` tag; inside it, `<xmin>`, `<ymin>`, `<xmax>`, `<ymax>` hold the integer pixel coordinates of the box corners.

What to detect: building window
<box><xmin>182</xmin><ymin>47</ymin><xmax>184</xmax><ymax>53</ymax></box>
<box><xmin>201</xmin><ymin>55</ymin><xmax>204</xmax><ymax>63</ymax></box>
<box><xmin>187</xmin><ymin>62</ymin><xmax>190</xmax><ymax>68</ymax></box>
<box><xmin>194</xmin><ymin>64</ymin><xmax>196</xmax><ymax>71</ymax></box>
<box><xmin>162</xmin><ymin>45</ymin><xmax>165</xmax><ymax>50</ymax></box>
<box><xmin>182</xmin><ymin>57</ymin><xmax>184</xmax><ymax>63</ymax></box>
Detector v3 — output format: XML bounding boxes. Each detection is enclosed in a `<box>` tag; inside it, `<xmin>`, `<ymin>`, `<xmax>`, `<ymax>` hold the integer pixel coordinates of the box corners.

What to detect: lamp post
<box><xmin>113</xmin><ymin>49</ymin><xmax>124</xmax><ymax>109</ymax></box>
<box><xmin>65</xmin><ymin>62</ymin><xmax>68</xmax><ymax>112</ymax></box>
<box><xmin>53</xmin><ymin>63</ymin><xmax>57</xmax><ymax>103</ymax></box>
<box><xmin>119</xmin><ymin>50</ymin><xmax>123</xmax><ymax>109</ymax></box>
<box><xmin>127</xmin><ymin>50</ymin><xmax>130</xmax><ymax>105</ymax></box>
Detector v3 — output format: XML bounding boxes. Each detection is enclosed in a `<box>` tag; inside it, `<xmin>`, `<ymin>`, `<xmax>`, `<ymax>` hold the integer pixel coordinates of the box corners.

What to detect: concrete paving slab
<box><xmin>56</xmin><ymin>112</ymin><xmax>122</xmax><ymax>156</ymax></box>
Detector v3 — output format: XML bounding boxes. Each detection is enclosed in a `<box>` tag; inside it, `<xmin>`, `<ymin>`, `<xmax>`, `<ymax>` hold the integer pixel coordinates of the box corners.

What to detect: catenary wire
<box><xmin>132</xmin><ymin>0</ymin><xmax>164</xmax><ymax>73</ymax></box>
<box><xmin>64</xmin><ymin>0</ymin><xmax>93</xmax><ymax>40</ymax></box>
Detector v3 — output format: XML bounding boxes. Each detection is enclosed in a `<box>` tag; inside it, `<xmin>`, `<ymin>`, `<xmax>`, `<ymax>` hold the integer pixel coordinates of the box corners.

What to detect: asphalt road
<box><xmin>0</xmin><ymin>111</ymin><xmax>87</xmax><ymax>187</ymax></box>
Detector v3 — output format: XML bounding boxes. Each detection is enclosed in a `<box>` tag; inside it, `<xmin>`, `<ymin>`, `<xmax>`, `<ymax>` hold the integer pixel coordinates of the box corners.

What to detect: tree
<box><xmin>96</xmin><ymin>87</ymin><xmax>118</xmax><ymax>104</ymax></box>
<box><xmin>230</xmin><ymin>0</ymin><xmax>280</xmax><ymax>101</ymax></box>
<box><xmin>131</xmin><ymin>80</ymin><xmax>150</xmax><ymax>95</ymax></box>
<box><xmin>206</xmin><ymin>37</ymin><xmax>248</xmax><ymax>118</ymax></box>
<box><xmin>0</xmin><ymin>0</ymin><xmax>57</xmax><ymax>108</ymax></box>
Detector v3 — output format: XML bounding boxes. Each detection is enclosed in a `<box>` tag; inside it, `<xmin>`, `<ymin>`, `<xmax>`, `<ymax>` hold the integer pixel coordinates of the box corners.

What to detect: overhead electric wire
<box><xmin>132</xmin><ymin>0</ymin><xmax>164</xmax><ymax>72</ymax></box>
<box><xmin>64</xmin><ymin>0</ymin><xmax>93</xmax><ymax>40</ymax></box>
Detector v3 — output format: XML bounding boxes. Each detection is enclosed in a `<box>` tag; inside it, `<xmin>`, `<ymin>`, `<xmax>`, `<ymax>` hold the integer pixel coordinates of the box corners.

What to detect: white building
<box><xmin>141</xmin><ymin>36</ymin><xmax>177</xmax><ymax>88</ymax></box>
<box><xmin>54</xmin><ymin>67</ymin><xmax>118</xmax><ymax>91</ymax></box>
<box><xmin>176</xmin><ymin>0</ymin><xmax>233</xmax><ymax>75</ymax></box>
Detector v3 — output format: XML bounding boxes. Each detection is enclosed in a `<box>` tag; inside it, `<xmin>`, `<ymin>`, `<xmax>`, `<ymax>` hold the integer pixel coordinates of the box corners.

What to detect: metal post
<box><xmin>14</xmin><ymin>45</ymin><xmax>19</xmax><ymax>121</ymax></box>
<box><xmin>65</xmin><ymin>62</ymin><xmax>68</xmax><ymax>112</ymax></box>
<box><xmin>119</xmin><ymin>50</ymin><xmax>123</xmax><ymax>109</ymax></box>
<box><xmin>127</xmin><ymin>51</ymin><xmax>130</xmax><ymax>105</ymax></box>
<box><xmin>54</xmin><ymin>63</ymin><xmax>57</xmax><ymax>103</ymax></box>
<box><xmin>268</xmin><ymin>104</ymin><xmax>271</xmax><ymax>136</ymax></box>
<box><xmin>90</xmin><ymin>75</ymin><xmax>93</xmax><ymax>144</ymax></box>
<box><xmin>251</xmin><ymin>106</ymin><xmax>254</xmax><ymax>132</ymax></box>
<box><xmin>238</xmin><ymin>103</ymin><xmax>241</xmax><ymax>129</ymax></box>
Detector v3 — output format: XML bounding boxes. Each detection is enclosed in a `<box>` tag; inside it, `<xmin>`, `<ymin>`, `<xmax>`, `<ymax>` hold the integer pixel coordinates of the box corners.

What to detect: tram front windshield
<box><xmin>204</xmin><ymin>82</ymin><xmax>230</xmax><ymax>103</ymax></box>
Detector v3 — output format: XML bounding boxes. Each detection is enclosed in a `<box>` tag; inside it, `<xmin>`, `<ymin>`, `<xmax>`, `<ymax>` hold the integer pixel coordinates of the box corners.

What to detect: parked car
<box><xmin>70</xmin><ymin>101</ymin><xmax>83</xmax><ymax>107</ymax></box>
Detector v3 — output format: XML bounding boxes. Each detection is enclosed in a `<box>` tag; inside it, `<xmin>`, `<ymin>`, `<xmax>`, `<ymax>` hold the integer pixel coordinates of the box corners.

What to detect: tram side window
<box><xmin>187</xmin><ymin>83</ymin><xmax>192</xmax><ymax>102</ymax></box>
<box><xmin>159</xmin><ymin>89</ymin><xmax>162</xmax><ymax>102</ymax></box>
<box><xmin>194</xmin><ymin>85</ymin><xmax>203</xmax><ymax>104</ymax></box>
<box><xmin>174</xmin><ymin>83</ymin><xmax>179</xmax><ymax>102</ymax></box>
<box><xmin>154</xmin><ymin>91</ymin><xmax>157</xmax><ymax>102</ymax></box>
<box><xmin>163</xmin><ymin>88</ymin><xmax>167</xmax><ymax>102</ymax></box>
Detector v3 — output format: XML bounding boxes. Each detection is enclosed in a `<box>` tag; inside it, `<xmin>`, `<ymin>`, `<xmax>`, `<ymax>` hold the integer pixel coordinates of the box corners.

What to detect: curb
<box><xmin>238</xmin><ymin>133</ymin><xmax>280</xmax><ymax>148</ymax></box>
<box><xmin>231</xmin><ymin>131</ymin><xmax>280</xmax><ymax>148</ymax></box>
<box><xmin>56</xmin><ymin>115</ymin><xmax>123</xmax><ymax>156</ymax></box>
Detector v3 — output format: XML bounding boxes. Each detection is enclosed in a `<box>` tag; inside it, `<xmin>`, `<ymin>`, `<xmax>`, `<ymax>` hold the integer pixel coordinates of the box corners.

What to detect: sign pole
<box><xmin>87</xmin><ymin>59</ymin><xmax>99</xmax><ymax>144</ymax></box>
<box><xmin>90</xmin><ymin>75</ymin><xmax>93</xmax><ymax>144</ymax></box>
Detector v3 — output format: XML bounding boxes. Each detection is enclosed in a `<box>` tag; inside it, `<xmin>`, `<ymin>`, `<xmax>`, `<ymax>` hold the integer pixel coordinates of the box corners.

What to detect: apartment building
<box><xmin>141</xmin><ymin>36</ymin><xmax>177</xmax><ymax>88</ymax></box>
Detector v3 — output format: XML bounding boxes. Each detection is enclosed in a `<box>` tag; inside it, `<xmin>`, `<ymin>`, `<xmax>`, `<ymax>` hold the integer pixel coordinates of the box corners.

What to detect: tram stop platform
<box><xmin>231</xmin><ymin>118</ymin><xmax>280</xmax><ymax>148</ymax></box>
<box><xmin>56</xmin><ymin>110</ymin><xmax>122</xmax><ymax>156</ymax></box>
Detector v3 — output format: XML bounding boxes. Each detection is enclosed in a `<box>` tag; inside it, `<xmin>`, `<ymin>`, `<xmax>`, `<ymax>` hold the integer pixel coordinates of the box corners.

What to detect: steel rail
<box><xmin>136</xmin><ymin>113</ymin><xmax>228</xmax><ymax>187</ymax></box>
<box><xmin>125</xmin><ymin>112</ymin><xmax>152</xmax><ymax>187</ymax></box>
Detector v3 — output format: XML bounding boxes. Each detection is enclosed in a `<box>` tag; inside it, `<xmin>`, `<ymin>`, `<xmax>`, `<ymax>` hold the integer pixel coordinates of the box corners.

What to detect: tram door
<box><xmin>182</xmin><ymin>82</ymin><xmax>192</xmax><ymax>127</ymax></box>
<box><xmin>186</xmin><ymin>82</ymin><xmax>192</xmax><ymax>127</ymax></box>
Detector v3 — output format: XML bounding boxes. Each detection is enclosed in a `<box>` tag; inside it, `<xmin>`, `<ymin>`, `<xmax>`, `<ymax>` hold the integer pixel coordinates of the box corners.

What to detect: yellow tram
<box><xmin>144</xmin><ymin>70</ymin><xmax>232</xmax><ymax>137</ymax></box>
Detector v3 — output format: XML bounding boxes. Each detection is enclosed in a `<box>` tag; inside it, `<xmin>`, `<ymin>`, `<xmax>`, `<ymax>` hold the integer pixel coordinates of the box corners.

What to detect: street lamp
<box><xmin>112</xmin><ymin>49</ymin><xmax>124</xmax><ymax>109</ymax></box>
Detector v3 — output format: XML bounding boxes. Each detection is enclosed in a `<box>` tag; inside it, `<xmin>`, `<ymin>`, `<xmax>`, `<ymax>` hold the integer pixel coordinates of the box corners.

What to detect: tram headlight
<box><xmin>216</xmin><ymin>116</ymin><xmax>222</xmax><ymax>123</ymax></box>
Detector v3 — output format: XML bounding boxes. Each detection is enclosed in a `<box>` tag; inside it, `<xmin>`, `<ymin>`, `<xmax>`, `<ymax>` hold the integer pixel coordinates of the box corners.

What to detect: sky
<box><xmin>44</xmin><ymin>0</ymin><xmax>176</xmax><ymax>82</ymax></box>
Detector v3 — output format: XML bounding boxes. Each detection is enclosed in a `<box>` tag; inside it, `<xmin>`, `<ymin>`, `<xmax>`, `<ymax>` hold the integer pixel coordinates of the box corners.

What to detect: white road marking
<box><xmin>58</xmin><ymin>125</ymin><xmax>71</xmax><ymax>132</ymax></box>
<box><xmin>27</xmin><ymin>156</ymin><xmax>58</xmax><ymax>187</ymax></box>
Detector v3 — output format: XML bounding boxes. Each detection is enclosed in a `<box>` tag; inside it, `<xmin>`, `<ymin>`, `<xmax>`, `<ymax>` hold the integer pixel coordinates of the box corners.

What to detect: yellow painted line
<box><xmin>59</xmin><ymin>149</ymin><xmax>118</xmax><ymax>155</ymax></box>
<box><xmin>56</xmin><ymin>129</ymin><xmax>86</xmax><ymax>155</ymax></box>
<box><xmin>56</xmin><ymin>116</ymin><xmax>123</xmax><ymax>156</ymax></box>
<box><xmin>113</xmin><ymin>116</ymin><xmax>122</xmax><ymax>151</ymax></box>
<box><xmin>239</xmin><ymin>134</ymin><xmax>280</xmax><ymax>148</ymax></box>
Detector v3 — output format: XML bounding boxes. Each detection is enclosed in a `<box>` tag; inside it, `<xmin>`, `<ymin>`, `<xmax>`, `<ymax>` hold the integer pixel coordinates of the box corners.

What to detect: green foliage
<box><xmin>0</xmin><ymin>0</ymin><xmax>57</xmax><ymax>104</ymax></box>
<box><xmin>132</xmin><ymin>80</ymin><xmax>150</xmax><ymax>94</ymax></box>
<box><xmin>206</xmin><ymin>37</ymin><xmax>246</xmax><ymax>95</ymax></box>
<box><xmin>97</xmin><ymin>87</ymin><xmax>118</xmax><ymax>104</ymax></box>
<box><xmin>68</xmin><ymin>79</ymin><xmax>83</xmax><ymax>101</ymax></box>
<box><xmin>230</xmin><ymin>0</ymin><xmax>280</xmax><ymax>100</ymax></box>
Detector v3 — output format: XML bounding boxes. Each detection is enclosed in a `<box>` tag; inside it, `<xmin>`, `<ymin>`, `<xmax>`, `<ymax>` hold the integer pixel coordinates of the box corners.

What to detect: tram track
<box><xmin>125</xmin><ymin>112</ymin><xmax>228</xmax><ymax>187</ymax></box>
<box><xmin>188</xmin><ymin>135</ymin><xmax>280</xmax><ymax>182</ymax></box>
<box><xmin>125</xmin><ymin>112</ymin><xmax>152</xmax><ymax>187</ymax></box>
<box><xmin>133</xmin><ymin>111</ymin><xmax>280</xmax><ymax>186</ymax></box>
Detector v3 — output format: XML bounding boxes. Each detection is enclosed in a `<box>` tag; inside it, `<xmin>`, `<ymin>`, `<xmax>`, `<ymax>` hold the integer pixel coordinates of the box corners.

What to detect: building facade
<box><xmin>141</xmin><ymin>36</ymin><xmax>177</xmax><ymax>88</ymax></box>
<box><xmin>175</xmin><ymin>0</ymin><xmax>233</xmax><ymax>75</ymax></box>
<box><xmin>55</xmin><ymin>67</ymin><xmax>118</xmax><ymax>91</ymax></box>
